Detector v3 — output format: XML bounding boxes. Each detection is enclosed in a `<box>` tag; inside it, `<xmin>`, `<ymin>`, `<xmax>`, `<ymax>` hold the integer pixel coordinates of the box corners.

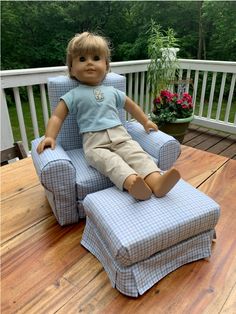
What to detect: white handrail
<box><xmin>1</xmin><ymin>59</ymin><xmax>236</xmax><ymax>152</ymax></box>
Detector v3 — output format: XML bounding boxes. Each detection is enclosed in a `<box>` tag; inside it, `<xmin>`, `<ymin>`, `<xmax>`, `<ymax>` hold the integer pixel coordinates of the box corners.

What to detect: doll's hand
<box><xmin>144</xmin><ymin>120</ymin><xmax>158</xmax><ymax>133</ymax></box>
<box><xmin>37</xmin><ymin>137</ymin><xmax>56</xmax><ymax>154</ymax></box>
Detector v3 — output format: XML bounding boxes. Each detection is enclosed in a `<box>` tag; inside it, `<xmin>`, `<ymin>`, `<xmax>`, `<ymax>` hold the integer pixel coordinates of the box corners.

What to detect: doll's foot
<box><xmin>153</xmin><ymin>168</ymin><xmax>180</xmax><ymax>197</ymax></box>
<box><xmin>128</xmin><ymin>175</ymin><xmax>152</xmax><ymax>201</ymax></box>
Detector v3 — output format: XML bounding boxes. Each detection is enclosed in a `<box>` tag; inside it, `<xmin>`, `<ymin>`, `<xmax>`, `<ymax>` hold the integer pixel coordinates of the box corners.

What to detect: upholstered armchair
<box><xmin>31</xmin><ymin>73</ymin><xmax>181</xmax><ymax>225</ymax></box>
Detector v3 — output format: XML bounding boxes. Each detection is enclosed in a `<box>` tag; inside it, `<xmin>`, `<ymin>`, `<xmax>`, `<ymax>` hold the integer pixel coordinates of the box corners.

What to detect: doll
<box><xmin>37</xmin><ymin>32</ymin><xmax>180</xmax><ymax>200</ymax></box>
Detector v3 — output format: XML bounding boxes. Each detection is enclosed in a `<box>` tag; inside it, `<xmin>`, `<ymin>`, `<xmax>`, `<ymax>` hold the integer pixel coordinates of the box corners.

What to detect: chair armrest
<box><xmin>31</xmin><ymin>137</ymin><xmax>79</xmax><ymax>225</ymax></box>
<box><xmin>126</xmin><ymin>121</ymin><xmax>181</xmax><ymax>171</ymax></box>
<box><xmin>31</xmin><ymin>137</ymin><xmax>73</xmax><ymax>175</ymax></box>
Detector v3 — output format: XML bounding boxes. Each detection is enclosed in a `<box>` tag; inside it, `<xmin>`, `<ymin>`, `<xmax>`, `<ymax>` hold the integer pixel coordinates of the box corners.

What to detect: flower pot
<box><xmin>159</xmin><ymin>115</ymin><xmax>194</xmax><ymax>143</ymax></box>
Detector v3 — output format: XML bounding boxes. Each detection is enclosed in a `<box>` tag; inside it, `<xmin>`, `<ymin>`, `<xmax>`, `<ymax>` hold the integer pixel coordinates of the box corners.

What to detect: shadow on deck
<box><xmin>183</xmin><ymin>124</ymin><xmax>236</xmax><ymax>160</ymax></box>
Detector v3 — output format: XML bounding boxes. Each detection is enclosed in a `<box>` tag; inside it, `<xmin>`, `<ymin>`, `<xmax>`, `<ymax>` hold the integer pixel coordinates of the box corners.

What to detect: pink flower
<box><xmin>181</xmin><ymin>104</ymin><xmax>188</xmax><ymax>109</ymax></box>
<box><xmin>182</xmin><ymin>93</ymin><xmax>192</xmax><ymax>103</ymax></box>
<box><xmin>160</xmin><ymin>90</ymin><xmax>173</xmax><ymax>98</ymax></box>
<box><xmin>177</xmin><ymin>99</ymin><xmax>183</xmax><ymax>104</ymax></box>
<box><xmin>153</xmin><ymin>97</ymin><xmax>161</xmax><ymax>104</ymax></box>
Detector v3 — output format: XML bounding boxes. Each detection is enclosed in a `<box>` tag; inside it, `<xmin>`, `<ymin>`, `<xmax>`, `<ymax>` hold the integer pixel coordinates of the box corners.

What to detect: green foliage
<box><xmin>147</xmin><ymin>21</ymin><xmax>179</xmax><ymax>97</ymax></box>
<box><xmin>202</xmin><ymin>1</ymin><xmax>236</xmax><ymax>61</ymax></box>
<box><xmin>1</xmin><ymin>1</ymin><xmax>236</xmax><ymax>70</ymax></box>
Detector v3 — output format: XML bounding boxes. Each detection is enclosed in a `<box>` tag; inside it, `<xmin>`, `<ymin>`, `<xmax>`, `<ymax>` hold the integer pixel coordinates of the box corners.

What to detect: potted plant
<box><xmin>147</xmin><ymin>21</ymin><xmax>194</xmax><ymax>143</ymax></box>
<box><xmin>147</xmin><ymin>20</ymin><xmax>180</xmax><ymax>98</ymax></box>
<box><xmin>150</xmin><ymin>89</ymin><xmax>194</xmax><ymax>143</ymax></box>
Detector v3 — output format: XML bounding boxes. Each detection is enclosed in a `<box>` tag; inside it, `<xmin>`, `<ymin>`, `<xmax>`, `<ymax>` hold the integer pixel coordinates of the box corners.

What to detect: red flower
<box><xmin>151</xmin><ymin>89</ymin><xmax>194</xmax><ymax>125</ymax></box>
<box><xmin>153</xmin><ymin>97</ymin><xmax>161</xmax><ymax>104</ymax></box>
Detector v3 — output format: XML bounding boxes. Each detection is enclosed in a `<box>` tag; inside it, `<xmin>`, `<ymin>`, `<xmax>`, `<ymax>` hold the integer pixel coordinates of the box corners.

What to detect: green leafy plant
<box><xmin>151</xmin><ymin>90</ymin><xmax>193</xmax><ymax>127</ymax></box>
<box><xmin>147</xmin><ymin>20</ymin><xmax>180</xmax><ymax>98</ymax></box>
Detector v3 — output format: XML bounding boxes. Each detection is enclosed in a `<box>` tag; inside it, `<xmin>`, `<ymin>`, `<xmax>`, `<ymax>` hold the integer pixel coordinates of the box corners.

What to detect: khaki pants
<box><xmin>83</xmin><ymin>125</ymin><xmax>160</xmax><ymax>190</ymax></box>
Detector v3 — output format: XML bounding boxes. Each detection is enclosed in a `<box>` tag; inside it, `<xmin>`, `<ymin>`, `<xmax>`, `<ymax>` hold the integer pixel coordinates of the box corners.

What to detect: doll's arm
<box><xmin>124</xmin><ymin>96</ymin><xmax>158</xmax><ymax>133</ymax></box>
<box><xmin>37</xmin><ymin>100</ymin><xmax>69</xmax><ymax>153</ymax></box>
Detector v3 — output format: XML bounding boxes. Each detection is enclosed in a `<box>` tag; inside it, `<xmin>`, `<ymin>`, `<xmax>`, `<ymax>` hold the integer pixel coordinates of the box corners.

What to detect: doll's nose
<box><xmin>87</xmin><ymin>58</ymin><xmax>94</xmax><ymax>65</ymax></box>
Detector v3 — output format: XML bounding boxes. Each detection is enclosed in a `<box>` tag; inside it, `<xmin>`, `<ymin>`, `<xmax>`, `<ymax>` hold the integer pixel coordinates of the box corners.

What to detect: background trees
<box><xmin>1</xmin><ymin>1</ymin><xmax>236</xmax><ymax>70</ymax></box>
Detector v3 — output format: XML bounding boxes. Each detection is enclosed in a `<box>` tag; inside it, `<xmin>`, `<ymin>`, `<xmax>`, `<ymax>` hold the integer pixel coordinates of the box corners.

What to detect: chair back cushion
<box><xmin>47</xmin><ymin>72</ymin><xmax>126</xmax><ymax>150</ymax></box>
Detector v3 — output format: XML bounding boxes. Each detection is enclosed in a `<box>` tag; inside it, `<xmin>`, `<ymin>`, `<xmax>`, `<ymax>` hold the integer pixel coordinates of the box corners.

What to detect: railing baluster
<box><xmin>207</xmin><ymin>72</ymin><xmax>217</xmax><ymax>119</ymax></box>
<box><xmin>40</xmin><ymin>83</ymin><xmax>49</xmax><ymax>128</ymax></box>
<box><xmin>27</xmin><ymin>85</ymin><xmax>39</xmax><ymax>138</ymax></box>
<box><xmin>127</xmin><ymin>73</ymin><xmax>133</xmax><ymax>120</ymax></box>
<box><xmin>1</xmin><ymin>89</ymin><xmax>14</xmax><ymax>150</ymax></box>
<box><xmin>193</xmin><ymin>70</ymin><xmax>199</xmax><ymax>110</ymax></box>
<box><xmin>128</xmin><ymin>73</ymin><xmax>133</xmax><ymax>99</ymax></box>
<box><xmin>185</xmin><ymin>69</ymin><xmax>191</xmax><ymax>93</ymax></box>
<box><xmin>134</xmin><ymin>72</ymin><xmax>139</xmax><ymax>104</ymax></box>
<box><xmin>145</xmin><ymin>79</ymin><xmax>151</xmax><ymax>115</ymax></box>
<box><xmin>140</xmin><ymin>72</ymin><xmax>145</xmax><ymax>109</ymax></box>
<box><xmin>13</xmin><ymin>87</ymin><xmax>29</xmax><ymax>152</ymax></box>
<box><xmin>199</xmin><ymin>71</ymin><xmax>208</xmax><ymax>117</ymax></box>
<box><xmin>224</xmin><ymin>73</ymin><xmax>236</xmax><ymax>123</ymax></box>
<box><xmin>216</xmin><ymin>73</ymin><xmax>227</xmax><ymax>121</ymax></box>
<box><xmin>178</xmin><ymin>69</ymin><xmax>183</xmax><ymax>80</ymax></box>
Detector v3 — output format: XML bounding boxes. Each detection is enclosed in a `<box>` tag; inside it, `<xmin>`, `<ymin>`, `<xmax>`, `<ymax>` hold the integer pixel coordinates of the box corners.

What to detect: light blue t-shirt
<box><xmin>61</xmin><ymin>84</ymin><xmax>126</xmax><ymax>133</ymax></box>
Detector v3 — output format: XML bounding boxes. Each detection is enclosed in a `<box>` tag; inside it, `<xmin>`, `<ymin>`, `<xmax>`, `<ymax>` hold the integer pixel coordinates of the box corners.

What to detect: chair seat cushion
<box><xmin>83</xmin><ymin>179</ymin><xmax>220</xmax><ymax>267</ymax></box>
<box><xmin>67</xmin><ymin>148</ymin><xmax>159</xmax><ymax>200</ymax></box>
<box><xmin>67</xmin><ymin>149</ymin><xmax>113</xmax><ymax>200</ymax></box>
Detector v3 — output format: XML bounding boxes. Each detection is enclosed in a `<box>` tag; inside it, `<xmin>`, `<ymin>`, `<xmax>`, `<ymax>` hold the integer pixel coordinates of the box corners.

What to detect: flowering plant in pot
<box><xmin>147</xmin><ymin>21</ymin><xmax>194</xmax><ymax>142</ymax></box>
<box><xmin>150</xmin><ymin>89</ymin><xmax>194</xmax><ymax>143</ymax></box>
<box><xmin>147</xmin><ymin>20</ymin><xmax>180</xmax><ymax>98</ymax></box>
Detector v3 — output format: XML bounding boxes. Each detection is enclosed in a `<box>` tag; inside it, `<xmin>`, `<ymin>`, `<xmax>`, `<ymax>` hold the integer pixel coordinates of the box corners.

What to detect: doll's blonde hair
<box><xmin>66</xmin><ymin>32</ymin><xmax>111</xmax><ymax>79</ymax></box>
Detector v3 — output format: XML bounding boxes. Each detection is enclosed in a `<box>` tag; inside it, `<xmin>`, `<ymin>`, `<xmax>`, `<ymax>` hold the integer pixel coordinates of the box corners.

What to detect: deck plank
<box><xmin>1</xmin><ymin>217</ymin><xmax>86</xmax><ymax>313</ymax></box>
<box><xmin>183</xmin><ymin>125</ymin><xmax>236</xmax><ymax>159</ymax></box>
<box><xmin>16</xmin><ymin>278</ymin><xmax>79</xmax><ymax>314</ymax></box>
<box><xmin>191</xmin><ymin>159</ymin><xmax>236</xmax><ymax>314</ymax></box>
<box><xmin>1</xmin><ymin>184</ymin><xmax>51</xmax><ymax>244</ymax></box>
<box><xmin>174</xmin><ymin>146</ymin><xmax>228</xmax><ymax>187</ymax></box>
<box><xmin>1</xmin><ymin>157</ymin><xmax>39</xmax><ymax>200</ymax></box>
<box><xmin>206</xmin><ymin>138</ymin><xmax>235</xmax><ymax>156</ymax></box>
<box><xmin>220</xmin><ymin>283</ymin><xmax>236</xmax><ymax>314</ymax></box>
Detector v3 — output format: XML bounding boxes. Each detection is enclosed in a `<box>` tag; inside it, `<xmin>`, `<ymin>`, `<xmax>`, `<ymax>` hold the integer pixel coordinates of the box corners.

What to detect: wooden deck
<box><xmin>183</xmin><ymin>124</ymin><xmax>236</xmax><ymax>160</ymax></box>
<box><xmin>1</xmin><ymin>146</ymin><xmax>236</xmax><ymax>314</ymax></box>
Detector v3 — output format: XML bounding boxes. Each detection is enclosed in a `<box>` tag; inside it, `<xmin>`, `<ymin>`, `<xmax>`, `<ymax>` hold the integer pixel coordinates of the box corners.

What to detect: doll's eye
<box><xmin>94</xmin><ymin>55</ymin><xmax>100</xmax><ymax>61</ymax></box>
<box><xmin>79</xmin><ymin>56</ymin><xmax>86</xmax><ymax>62</ymax></box>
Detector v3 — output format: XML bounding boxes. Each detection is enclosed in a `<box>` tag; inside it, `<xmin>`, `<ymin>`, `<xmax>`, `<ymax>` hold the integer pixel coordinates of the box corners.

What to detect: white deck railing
<box><xmin>1</xmin><ymin>59</ymin><xmax>236</xmax><ymax>153</ymax></box>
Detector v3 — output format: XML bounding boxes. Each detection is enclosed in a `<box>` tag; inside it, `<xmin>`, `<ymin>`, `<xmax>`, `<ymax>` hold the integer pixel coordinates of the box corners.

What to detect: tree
<box><xmin>1</xmin><ymin>1</ymin><xmax>235</xmax><ymax>70</ymax></box>
<box><xmin>202</xmin><ymin>1</ymin><xmax>236</xmax><ymax>61</ymax></box>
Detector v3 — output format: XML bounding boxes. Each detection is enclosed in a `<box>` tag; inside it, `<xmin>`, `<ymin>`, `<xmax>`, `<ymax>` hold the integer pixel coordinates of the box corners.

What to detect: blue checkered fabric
<box><xmin>126</xmin><ymin>121</ymin><xmax>181</xmax><ymax>170</ymax></box>
<box><xmin>82</xmin><ymin>218</ymin><xmax>215</xmax><ymax>297</ymax></box>
<box><xmin>66</xmin><ymin>149</ymin><xmax>114</xmax><ymax>199</ymax></box>
<box><xmin>81</xmin><ymin>179</ymin><xmax>220</xmax><ymax>296</ymax></box>
<box><xmin>83</xmin><ymin>179</ymin><xmax>220</xmax><ymax>266</ymax></box>
<box><xmin>31</xmin><ymin>72</ymin><xmax>181</xmax><ymax>225</ymax></box>
<box><xmin>31</xmin><ymin>137</ymin><xmax>79</xmax><ymax>225</ymax></box>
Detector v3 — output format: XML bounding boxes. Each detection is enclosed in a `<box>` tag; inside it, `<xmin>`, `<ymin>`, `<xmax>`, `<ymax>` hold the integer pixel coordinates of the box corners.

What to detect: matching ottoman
<box><xmin>81</xmin><ymin>179</ymin><xmax>220</xmax><ymax>297</ymax></box>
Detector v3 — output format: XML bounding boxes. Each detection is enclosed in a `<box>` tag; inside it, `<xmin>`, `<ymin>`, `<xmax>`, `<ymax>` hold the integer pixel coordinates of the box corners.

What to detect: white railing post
<box><xmin>1</xmin><ymin>89</ymin><xmax>14</xmax><ymax>150</ymax></box>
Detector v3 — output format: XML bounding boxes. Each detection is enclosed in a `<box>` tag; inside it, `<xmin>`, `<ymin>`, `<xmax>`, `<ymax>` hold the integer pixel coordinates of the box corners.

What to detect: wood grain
<box><xmin>1</xmin><ymin>147</ymin><xmax>236</xmax><ymax>314</ymax></box>
<box><xmin>1</xmin><ymin>217</ymin><xmax>86</xmax><ymax>313</ymax></box>
<box><xmin>1</xmin><ymin>157</ymin><xmax>39</xmax><ymax>200</ymax></box>
<box><xmin>175</xmin><ymin>146</ymin><xmax>228</xmax><ymax>187</ymax></box>
<box><xmin>1</xmin><ymin>184</ymin><xmax>51</xmax><ymax>243</ymax></box>
<box><xmin>220</xmin><ymin>283</ymin><xmax>236</xmax><ymax>314</ymax></box>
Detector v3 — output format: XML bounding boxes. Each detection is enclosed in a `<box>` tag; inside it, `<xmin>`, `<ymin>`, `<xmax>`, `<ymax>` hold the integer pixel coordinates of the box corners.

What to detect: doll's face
<box><xmin>71</xmin><ymin>54</ymin><xmax>108</xmax><ymax>86</ymax></box>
